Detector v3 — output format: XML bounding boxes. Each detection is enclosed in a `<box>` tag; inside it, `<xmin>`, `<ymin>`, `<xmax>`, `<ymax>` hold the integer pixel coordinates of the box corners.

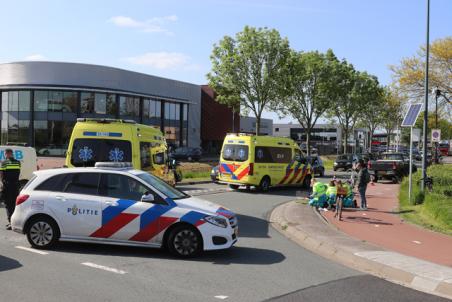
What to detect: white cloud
<box><xmin>24</xmin><ymin>54</ymin><xmax>46</xmax><ymax>61</ymax></box>
<box><xmin>124</xmin><ymin>52</ymin><xmax>195</xmax><ymax>70</ymax></box>
<box><xmin>109</xmin><ymin>15</ymin><xmax>177</xmax><ymax>34</ymax></box>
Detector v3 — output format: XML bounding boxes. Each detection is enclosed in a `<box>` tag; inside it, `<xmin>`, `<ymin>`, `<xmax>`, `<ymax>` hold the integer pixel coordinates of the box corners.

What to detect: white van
<box><xmin>0</xmin><ymin>145</ymin><xmax>38</xmax><ymax>188</ymax></box>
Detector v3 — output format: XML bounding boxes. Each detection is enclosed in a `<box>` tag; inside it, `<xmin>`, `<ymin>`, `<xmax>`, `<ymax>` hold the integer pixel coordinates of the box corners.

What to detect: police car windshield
<box><xmin>136</xmin><ymin>172</ymin><xmax>188</xmax><ymax>200</ymax></box>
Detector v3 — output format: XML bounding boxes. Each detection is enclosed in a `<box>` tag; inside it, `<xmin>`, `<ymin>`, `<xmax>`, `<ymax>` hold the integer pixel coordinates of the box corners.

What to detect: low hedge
<box><xmin>399</xmin><ymin>165</ymin><xmax>452</xmax><ymax>235</ymax></box>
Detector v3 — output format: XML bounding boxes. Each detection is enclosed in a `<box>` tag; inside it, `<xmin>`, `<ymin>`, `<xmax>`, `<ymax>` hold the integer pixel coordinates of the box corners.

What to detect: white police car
<box><xmin>11</xmin><ymin>162</ymin><xmax>238</xmax><ymax>257</ymax></box>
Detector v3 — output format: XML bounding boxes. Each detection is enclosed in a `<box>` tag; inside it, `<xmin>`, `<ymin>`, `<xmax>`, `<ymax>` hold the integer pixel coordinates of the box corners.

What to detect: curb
<box><xmin>177</xmin><ymin>180</ymin><xmax>214</xmax><ymax>185</ymax></box>
<box><xmin>270</xmin><ymin>201</ymin><xmax>452</xmax><ymax>300</ymax></box>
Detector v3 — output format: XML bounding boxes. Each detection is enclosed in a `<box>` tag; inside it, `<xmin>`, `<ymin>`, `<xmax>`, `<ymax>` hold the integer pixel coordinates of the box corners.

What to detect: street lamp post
<box><xmin>434</xmin><ymin>88</ymin><xmax>440</xmax><ymax>164</ymax></box>
<box><xmin>421</xmin><ymin>0</ymin><xmax>430</xmax><ymax>192</ymax></box>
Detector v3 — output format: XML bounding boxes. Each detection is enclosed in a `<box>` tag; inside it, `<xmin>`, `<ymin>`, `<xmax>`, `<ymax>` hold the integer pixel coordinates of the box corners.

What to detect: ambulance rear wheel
<box><xmin>229</xmin><ymin>184</ymin><xmax>240</xmax><ymax>190</ymax></box>
<box><xmin>259</xmin><ymin>176</ymin><xmax>271</xmax><ymax>192</ymax></box>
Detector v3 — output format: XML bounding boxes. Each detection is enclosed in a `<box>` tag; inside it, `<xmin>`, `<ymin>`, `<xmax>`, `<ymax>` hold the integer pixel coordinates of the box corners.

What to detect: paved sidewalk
<box><xmin>270</xmin><ymin>200</ymin><xmax>452</xmax><ymax>299</ymax></box>
<box><xmin>321</xmin><ymin>182</ymin><xmax>452</xmax><ymax>267</ymax></box>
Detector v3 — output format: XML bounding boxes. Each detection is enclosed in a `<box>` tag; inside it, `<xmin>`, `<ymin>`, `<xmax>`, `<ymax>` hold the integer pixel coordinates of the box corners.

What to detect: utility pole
<box><xmin>421</xmin><ymin>0</ymin><xmax>430</xmax><ymax>192</ymax></box>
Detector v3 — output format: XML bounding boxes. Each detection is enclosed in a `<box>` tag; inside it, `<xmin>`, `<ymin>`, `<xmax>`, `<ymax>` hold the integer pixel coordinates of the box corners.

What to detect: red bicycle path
<box><xmin>321</xmin><ymin>182</ymin><xmax>452</xmax><ymax>267</ymax></box>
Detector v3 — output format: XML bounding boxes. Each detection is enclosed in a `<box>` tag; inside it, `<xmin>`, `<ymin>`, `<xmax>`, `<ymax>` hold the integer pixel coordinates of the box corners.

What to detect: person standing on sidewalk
<box><xmin>0</xmin><ymin>149</ymin><xmax>21</xmax><ymax>230</ymax></box>
<box><xmin>356</xmin><ymin>159</ymin><xmax>370</xmax><ymax>210</ymax></box>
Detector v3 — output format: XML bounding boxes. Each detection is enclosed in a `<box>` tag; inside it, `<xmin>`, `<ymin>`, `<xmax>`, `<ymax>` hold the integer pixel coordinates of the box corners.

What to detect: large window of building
<box><xmin>1</xmin><ymin>88</ymin><xmax>191</xmax><ymax>155</ymax></box>
<box><xmin>142</xmin><ymin>98</ymin><xmax>161</xmax><ymax>127</ymax></box>
<box><xmin>182</xmin><ymin>104</ymin><xmax>188</xmax><ymax>147</ymax></box>
<box><xmin>80</xmin><ymin>92</ymin><xmax>116</xmax><ymax>117</ymax></box>
<box><xmin>1</xmin><ymin>90</ymin><xmax>31</xmax><ymax>144</ymax></box>
<box><xmin>34</xmin><ymin>120</ymin><xmax>75</xmax><ymax>156</ymax></box>
<box><xmin>164</xmin><ymin>102</ymin><xmax>181</xmax><ymax>147</ymax></box>
<box><xmin>119</xmin><ymin>96</ymin><xmax>139</xmax><ymax>121</ymax></box>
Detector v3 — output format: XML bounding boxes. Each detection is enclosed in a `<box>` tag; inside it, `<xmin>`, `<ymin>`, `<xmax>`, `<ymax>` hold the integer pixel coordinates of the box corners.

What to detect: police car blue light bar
<box><xmin>94</xmin><ymin>162</ymin><xmax>133</xmax><ymax>169</ymax></box>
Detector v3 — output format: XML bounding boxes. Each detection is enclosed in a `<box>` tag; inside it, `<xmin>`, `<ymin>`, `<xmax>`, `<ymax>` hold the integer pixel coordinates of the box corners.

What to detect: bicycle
<box><xmin>334</xmin><ymin>186</ymin><xmax>348</xmax><ymax>221</ymax></box>
<box><xmin>422</xmin><ymin>176</ymin><xmax>433</xmax><ymax>192</ymax></box>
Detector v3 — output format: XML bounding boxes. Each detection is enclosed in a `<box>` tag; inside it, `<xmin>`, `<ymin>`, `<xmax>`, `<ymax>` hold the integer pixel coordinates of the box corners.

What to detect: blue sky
<box><xmin>0</xmin><ymin>0</ymin><xmax>450</xmax><ymax>122</ymax></box>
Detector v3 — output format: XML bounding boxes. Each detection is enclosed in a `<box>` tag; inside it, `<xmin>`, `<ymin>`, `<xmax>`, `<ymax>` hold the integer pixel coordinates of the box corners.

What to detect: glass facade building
<box><xmin>0</xmin><ymin>62</ymin><xmax>201</xmax><ymax>156</ymax></box>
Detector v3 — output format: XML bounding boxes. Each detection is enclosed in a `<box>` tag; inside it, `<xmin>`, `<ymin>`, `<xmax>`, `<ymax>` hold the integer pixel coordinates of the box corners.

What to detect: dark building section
<box><xmin>0</xmin><ymin>62</ymin><xmax>200</xmax><ymax>156</ymax></box>
<box><xmin>201</xmin><ymin>85</ymin><xmax>239</xmax><ymax>155</ymax></box>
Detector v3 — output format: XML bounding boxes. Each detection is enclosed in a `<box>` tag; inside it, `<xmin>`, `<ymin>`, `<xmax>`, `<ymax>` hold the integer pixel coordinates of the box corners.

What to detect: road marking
<box><xmin>81</xmin><ymin>262</ymin><xmax>127</xmax><ymax>274</ymax></box>
<box><xmin>15</xmin><ymin>246</ymin><xmax>49</xmax><ymax>255</ymax></box>
<box><xmin>214</xmin><ymin>296</ymin><xmax>228</xmax><ymax>300</ymax></box>
<box><xmin>412</xmin><ymin>240</ymin><xmax>422</xmax><ymax>244</ymax></box>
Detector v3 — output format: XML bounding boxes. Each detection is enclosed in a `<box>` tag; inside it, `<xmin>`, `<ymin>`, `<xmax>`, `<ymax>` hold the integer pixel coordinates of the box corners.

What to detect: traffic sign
<box><xmin>401</xmin><ymin>104</ymin><xmax>422</xmax><ymax>127</ymax></box>
<box><xmin>431</xmin><ymin>129</ymin><xmax>441</xmax><ymax>142</ymax></box>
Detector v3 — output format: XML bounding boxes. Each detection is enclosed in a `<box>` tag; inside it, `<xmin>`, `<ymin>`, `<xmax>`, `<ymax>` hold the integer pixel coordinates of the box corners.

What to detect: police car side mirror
<box><xmin>141</xmin><ymin>192</ymin><xmax>154</xmax><ymax>203</ymax></box>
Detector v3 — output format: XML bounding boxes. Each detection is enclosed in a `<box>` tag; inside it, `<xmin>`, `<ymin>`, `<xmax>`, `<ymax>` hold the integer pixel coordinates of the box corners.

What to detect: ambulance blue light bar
<box><xmin>401</xmin><ymin>104</ymin><xmax>422</xmax><ymax>127</ymax></box>
<box><xmin>83</xmin><ymin>131</ymin><xmax>122</xmax><ymax>137</ymax></box>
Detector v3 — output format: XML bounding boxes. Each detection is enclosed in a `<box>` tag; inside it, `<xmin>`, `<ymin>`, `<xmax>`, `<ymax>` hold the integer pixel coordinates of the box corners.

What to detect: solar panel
<box><xmin>401</xmin><ymin>104</ymin><xmax>422</xmax><ymax>127</ymax></box>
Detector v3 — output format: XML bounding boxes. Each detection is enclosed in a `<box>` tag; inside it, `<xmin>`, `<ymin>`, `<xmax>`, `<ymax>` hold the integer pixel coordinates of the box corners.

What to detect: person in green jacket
<box><xmin>309</xmin><ymin>179</ymin><xmax>328</xmax><ymax>208</ymax></box>
<box><xmin>326</xmin><ymin>180</ymin><xmax>337</xmax><ymax>208</ymax></box>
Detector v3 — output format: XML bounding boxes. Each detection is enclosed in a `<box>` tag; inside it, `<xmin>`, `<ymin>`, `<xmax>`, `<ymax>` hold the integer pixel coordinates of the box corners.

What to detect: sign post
<box><xmin>401</xmin><ymin>104</ymin><xmax>423</xmax><ymax>204</ymax></box>
<box><xmin>432</xmin><ymin>129</ymin><xmax>441</xmax><ymax>164</ymax></box>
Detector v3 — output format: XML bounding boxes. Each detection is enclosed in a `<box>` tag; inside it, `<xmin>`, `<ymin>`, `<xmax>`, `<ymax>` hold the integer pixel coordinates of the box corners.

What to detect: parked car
<box><xmin>38</xmin><ymin>144</ymin><xmax>67</xmax><ymax>156</ymax></box>
<box><xmin>307</xmin><ymin>156</ymin><xmax>325</xmax><ymax>177</ymax></box>
<box><xmin>170</xmin><ymin>147</ymin><xmax>202</xmax><ymax>162</ymax></box>
<box><xmin>211</xmin><ymin>165</ymin><xmax>219</xmax><ymax>182</ymax></box>
<box><xmin>333</xmin><ymin>154</ymin><xmax>354</xmax><ymax>171</ymax></box>
<box><xmin>368</xmin><ymin>152</ymin><xmax>417</xmax><ymax>183</ymax></box>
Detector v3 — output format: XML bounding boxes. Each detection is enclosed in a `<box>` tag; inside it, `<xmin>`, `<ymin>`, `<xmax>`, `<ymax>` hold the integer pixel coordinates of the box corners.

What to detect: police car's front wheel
<box><xmin>167</xmin><ymin>225</ymin><xmax>202</xmax><ymax>258</ymax></box>
<box><xmin>26</xmin><ymin>216</ymin><xmax>59</xmax><ymax>249</ymax></box>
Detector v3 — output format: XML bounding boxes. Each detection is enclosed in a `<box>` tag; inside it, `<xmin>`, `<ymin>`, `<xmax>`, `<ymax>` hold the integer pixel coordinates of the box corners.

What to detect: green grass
<box><xmin>181</xmin><ymin>170</ymin><xmax>211</xmax><ymax>179</ymax></box>
<box><xmin>321</xmin><ymin>156</ymin><xmax>334</xmax><ymax>171</ymax></box>
<box><xmin>399</xmin><ymin>165</ymin><xmax>452</xmax><ymax>235</ymax></box>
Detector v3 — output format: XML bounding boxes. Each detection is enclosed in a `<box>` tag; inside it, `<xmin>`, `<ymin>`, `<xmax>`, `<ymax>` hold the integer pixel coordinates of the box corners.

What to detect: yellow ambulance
<box><xmin>65</xmin><ymin>118</ymin><xmax>177</xmax><ymax>185</ymax></box>
<box><xmin>219</xmin><ymin>134</ymin><xmax>311</xmax><ymax>191</ymax></box>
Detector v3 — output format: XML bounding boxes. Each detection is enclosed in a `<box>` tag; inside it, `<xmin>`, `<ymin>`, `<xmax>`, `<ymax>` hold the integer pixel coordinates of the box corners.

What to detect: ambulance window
<box><xmin>294</xmin><ymin>150</ymin><xmax>302</xmax><ymax>161</ymax></box>
<box><xmin>140</xmin><ymin>142</ymin><xmax>152</xmax><ymax>169</ymax></box>
<box><xmin>71</xmin><ymin>139</ymin><xmax>132</xmax><ymax>167</ymax></box>
<box><xmin>255</xmin><ymin>147</ymin><xmax>291</xmax><ymax>164</ymax></box>
<box><xmin>222</xmin><ymin>144</ymin><xmax>248</xmax><ymax>162</ymax></box>
<box><xmin>153</xmin><ymin>152</ymin><xmax>165</xmax><ymax>165</ymax></box>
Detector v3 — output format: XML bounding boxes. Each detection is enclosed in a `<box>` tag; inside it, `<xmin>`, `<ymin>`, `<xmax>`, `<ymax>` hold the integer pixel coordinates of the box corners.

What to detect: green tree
<box><xmin>207</xmin><ymin>26</ymin><xmax>292</xmax><ymax>135</ymax></box>
<box><xmin>357</xmin><ymin>78</ymin><xmax>385</xmax><ymax>150</ymax></box>
<box><xmin>327</xmin><ymin>63</ymin><xmax>372</xmax><ymax>154</ymax></box>
<box><xmin>381</xmin><ymin>89</ymin><xmax>404</xmax><ymax>147</ymax></box>
<box><xmin>390</xmin><ymin>36</ymin><xmax>451</xmax><ymax>118</ymax></box>
<box><xmin>275</xmin><ymin>49</ymin><xmax>339</xmax><ymax>155</ymax></box>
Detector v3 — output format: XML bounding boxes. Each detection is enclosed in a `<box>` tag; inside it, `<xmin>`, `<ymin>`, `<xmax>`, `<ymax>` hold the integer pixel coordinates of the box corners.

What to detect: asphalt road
<box><xmin>0</xmin><ymin>178</ymin><xmax>448</xmax><ymax>302</ymax></box>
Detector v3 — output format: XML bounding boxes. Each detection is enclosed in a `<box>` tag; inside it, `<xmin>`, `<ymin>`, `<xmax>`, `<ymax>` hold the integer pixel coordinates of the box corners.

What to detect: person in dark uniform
<box><xmin>1</xmin><ymin>149</ymin><xmax>21</xmax><ymax>230</ymax></box>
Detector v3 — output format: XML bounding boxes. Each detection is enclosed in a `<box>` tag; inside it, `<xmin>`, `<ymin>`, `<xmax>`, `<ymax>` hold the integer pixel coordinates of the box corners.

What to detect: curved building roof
<box><xmin>0</xmin><ymin>61</ymin><xmax>200</xmax><ymax>103</ymax></box>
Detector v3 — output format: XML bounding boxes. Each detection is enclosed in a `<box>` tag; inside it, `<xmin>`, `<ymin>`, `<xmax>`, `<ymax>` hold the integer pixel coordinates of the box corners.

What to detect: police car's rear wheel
<box><xmin>26</xmin><ymin>217</ymin><xmax>59</xmax><ymax>249</ymax></box>
<box><xmin>168</xmin><ymin>225</ymin><xmax>202</xmax><ymax>258</ymax></box>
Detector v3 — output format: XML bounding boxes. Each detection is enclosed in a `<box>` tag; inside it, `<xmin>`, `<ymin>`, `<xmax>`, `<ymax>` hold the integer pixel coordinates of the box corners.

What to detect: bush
<box><xmin>399</xmin><ymin>164</ymin><xmax>452</xmax><ymax>235</ymax></box>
